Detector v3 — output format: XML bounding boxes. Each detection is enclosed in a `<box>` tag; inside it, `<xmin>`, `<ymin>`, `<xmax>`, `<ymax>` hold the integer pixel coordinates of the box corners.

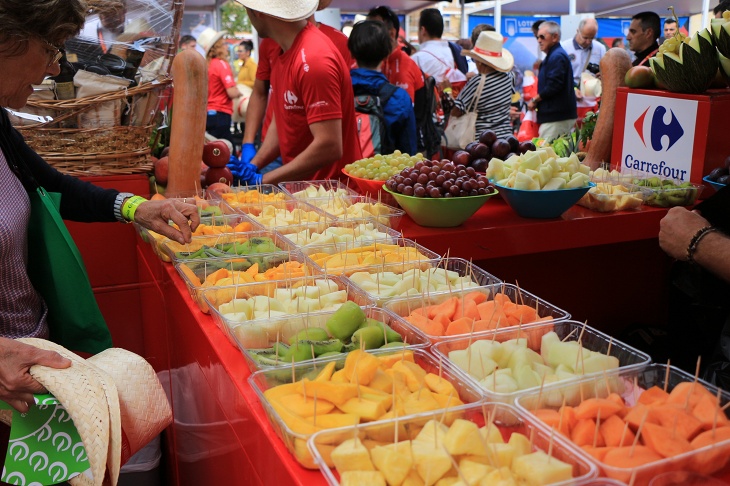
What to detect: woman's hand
<box><xmin>659</xmin><ymin>207</ymin><xmax>710</xmax><ymax>261</ymax></box>
<box><xmin>134</xmin><ymin>199</ymin><xmax>201</xmax><ymax>244</ymax></box>
<box><xmin>0</xmin><ymin>338</ymin><xmax>71</xmax><ymax>413</ymax></box>
<box><xmin>450</xmin><ymin>107</ymin><xmax>464</xmax><ymax>118</ymax></box>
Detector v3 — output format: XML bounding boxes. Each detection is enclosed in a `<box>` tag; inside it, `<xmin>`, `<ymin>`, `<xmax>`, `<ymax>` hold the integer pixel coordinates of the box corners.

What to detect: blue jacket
<box><xmin>536</xmin><ymin>43</ymin><xmax>577</xmax><ymax>124</ymax></box>
<box><xmin>350</xmin><ymin>68</ymin><xmax>417</xmax><ymax>155</ymax></box>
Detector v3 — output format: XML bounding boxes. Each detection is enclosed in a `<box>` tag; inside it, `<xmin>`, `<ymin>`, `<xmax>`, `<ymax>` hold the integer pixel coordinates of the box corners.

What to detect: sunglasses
<box><xmin>42</xmin><ymin>40</ymin><xmax>63</xmax><ymax>67</ymax></box>
<box><xmin>537</xmin><ymin>34</ymin><xmax>549</xmax><ymax>40</ymax></box>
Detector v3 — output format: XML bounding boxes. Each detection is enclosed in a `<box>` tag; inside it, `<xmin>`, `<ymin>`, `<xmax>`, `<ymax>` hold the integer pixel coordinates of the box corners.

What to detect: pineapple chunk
<box><xmin>507</xmin><ymin>432</ymin><xmax>532</xmax><ymax>457</ymax></box>
<box><xmin>512</xmin><ymin>450</ymin><xmax>573</xmax><ymax>485</ymax></box>
<box><xmin>443</xmin><ymin>419</ymin><xmax>488</xmax><ymax>456</ymax></box>
<box><xmin>479</xmin><ymin>467</ymin><xmax>517</xmax><ymax>486</ymax></box>
<box><xmin>371</xmin><ymin>441</ymin><xmax>413</xmax><ymax>486</ymax></box>
<box><xmin>331</xmin><ymin>438</ymin><xmax>375</xmax><ymax>473</ymax></box>
<box><xmin>411</xmin><ymin>441</ymin><xmax>452</xmax><ymax>486</ymax></box>
<box><xmin>414</xmin><ymin>419</ymin><xmax>449</xmax><ymax>445</ymax></box>
<box><xmin>340</xmin><ymin>470</ymin><xmax>387</xmax><ymax>486</ymax></box>
<box><xmin>458</xmin><ymin>459</ymin><xmax>494</xmax><ymax>485</ymax></box>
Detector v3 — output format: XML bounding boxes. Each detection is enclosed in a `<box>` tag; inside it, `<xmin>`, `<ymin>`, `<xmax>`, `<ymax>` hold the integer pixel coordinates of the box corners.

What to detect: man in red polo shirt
<box><xmin>366</xmin><ymin>5</ymin><xmax>424</xmax><ymax>102</ymax></box>
<box><xmin>237</xmin><ymin>0</ymin><xmax>354</xmax><ymax>173</ymax></box>
<box><xmin>235</xmin><ymin>0</ymin><xmax>360</xmax><ymax>182</ymax></box>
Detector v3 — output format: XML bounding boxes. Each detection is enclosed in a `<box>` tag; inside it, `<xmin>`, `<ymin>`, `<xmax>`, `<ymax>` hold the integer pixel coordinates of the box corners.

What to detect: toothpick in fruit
<box><xmin>630</xmin><ymin>409</ymin><xmax>649</xmax><ymax>457</ymax></box>
<box><xmin>548</xmin><ymin>426</ymin><xmax>555</xmax><ymax>463</ymax></box>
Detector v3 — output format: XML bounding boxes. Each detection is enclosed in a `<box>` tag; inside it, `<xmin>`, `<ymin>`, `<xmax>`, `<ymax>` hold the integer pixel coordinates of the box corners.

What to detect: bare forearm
<box><xmin>693</xmin><ymin>232</ymin><xmax>730</xmax><ymax>283</ymax></box>
<box><xmin>243</xmin><ymin>81</ymin><xmax>269</xmax><ymax>144</ymax></box>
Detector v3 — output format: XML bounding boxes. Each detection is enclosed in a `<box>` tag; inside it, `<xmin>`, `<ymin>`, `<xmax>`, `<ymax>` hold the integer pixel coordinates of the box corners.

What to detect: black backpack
<box><xmin>353</xmin><ymin>83</ymin><xmax>398</xmax><ymax>157</ymax></box>
<box><xmin>414</xmin><ymin>71</ymin><xmax>444</xmax><ymax>159</ymax></box>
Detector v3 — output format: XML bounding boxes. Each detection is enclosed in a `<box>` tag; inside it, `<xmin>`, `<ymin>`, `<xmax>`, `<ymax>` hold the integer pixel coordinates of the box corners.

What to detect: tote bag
<box><xmin>442</xmin><ymin>74</ymin><xmax>486</xmax><ymax>150</ymax></box>
<box><xmin>26</xmin><ymin>187</ymin><xmax>112</xmax><ymax>354</ymax></box>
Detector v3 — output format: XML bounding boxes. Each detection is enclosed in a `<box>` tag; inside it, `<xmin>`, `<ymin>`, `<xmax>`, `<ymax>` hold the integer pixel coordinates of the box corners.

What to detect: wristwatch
<box><xmin>114</xmin><ymin>192</ymin><xmax>134</xmax><ymax>223</ymax></box>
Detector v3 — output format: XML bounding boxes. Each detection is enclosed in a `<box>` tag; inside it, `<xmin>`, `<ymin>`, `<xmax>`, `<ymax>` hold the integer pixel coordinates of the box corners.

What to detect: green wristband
<box><xmin>121</xmin><ymin>195</ymin><xmax>147</xmax><ymax>222</ymax></box>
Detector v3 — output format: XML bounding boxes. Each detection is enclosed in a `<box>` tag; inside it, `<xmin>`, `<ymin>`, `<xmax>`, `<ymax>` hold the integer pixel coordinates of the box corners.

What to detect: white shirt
<box><xmin>561</xmin><ymin>37</ymin><xmax>606</xmax><ymax>108</ymax></box>
<box><xmin>412</xmin><ymin>40</ymin><xmax>462</xmax><ymax>84</ymax></box>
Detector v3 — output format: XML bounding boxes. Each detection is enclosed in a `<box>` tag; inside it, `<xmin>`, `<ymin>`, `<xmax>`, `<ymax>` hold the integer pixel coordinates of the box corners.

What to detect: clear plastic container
<box><xmin>240</xmin><ymin>307</ymin><xmax>431</xmax><ymax>372</ymax></box>
<box><xmin>515</xmin><ymin>364</ymin><xmax>730</xmax><ymax>486</ymax></box>
<box><xmin>577</xmin><ymin>182</ymin><xmax>647</xmax><ymax>212</ymax></box>
<box><xmin>345</xmin><ymin>257</ymin><xmax>502</xmax><ymax>307</ymax></box>
<box><xmin>384</xmin><ymin>283</ymin><xmax>571</xmax><ymax>342</ymax></box>
<box><xmin>303</xmin><ymin>195</ymin><xmax>406</xmax><ymax>230</ymax></box>
<box><xmin>202</xmin><ymin>275</ymin><xmax>375</xmax><ymax>348</ymax></box>
<box><xmin>432</xmin><ymin>320</ymin><xmax>651</xmax><ymax>408</ymax></box>
<box><xmin>275</xmin><ymin>220</ymin><xmax>401</xmax><ymax>249</ymax></box>
<box><xmin>174</xmin><ymin>250</ymin><xmax>315</xmax><ymax>313</ymax></box>
<box><xmin>278</xmin><ymin>180</ymin><xmax>359</xmax><ymax>200</ymax></box>
<box><xmin>308</xmin><ymin>401</ymin><xmax>598</xmax><ymax>485</ymax></box>
<box><xmin>221</xmin><ymin>198</ymin><xmax>333</xmax><ymax>228</ymax></box>
<box><xmin>303</xmin><ymin>237</ymin><xmax>441</xmax><ymax>277</ymax></box>
<box><xmin>158</xmin><ymin>230</ymin><xmax>297</xmax><ymax>264</ymax></box>
<box><xmin>248</xmin><ymin>348</ymin><xmax>484</xmax><ymax>469</ymax></box>
<box><xmin>211</xmin><ymin>183</ymin><xmax>291</xmax><ymax>205</ymax></box>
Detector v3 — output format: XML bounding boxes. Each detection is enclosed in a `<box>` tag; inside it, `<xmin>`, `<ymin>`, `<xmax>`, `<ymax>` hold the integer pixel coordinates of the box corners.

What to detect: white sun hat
<box><xmin>234</xmin><ymin>0</ymin><xmax>318</xmax><ymax>21</ymax></box>
<box><xmin>196</xmin><ymin>27</ymin><xmax>227</xmax><ymax>56</ymax></box>
<box><xmin>462</xmin><ymin>31</ymin><xmax>514</xmax><ymax>73</ymax></box>
<box><xmin>16</xmin><ymin>338</ymin><xmax>172</xmax><ymax>486</ymax></box>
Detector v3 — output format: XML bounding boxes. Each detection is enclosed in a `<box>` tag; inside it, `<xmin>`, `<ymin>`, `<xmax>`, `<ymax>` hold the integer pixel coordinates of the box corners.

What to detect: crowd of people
<box><xmin>175</xmin><ymin>3</ymin><xmax>720</xmax><ymax>187</ymax></box>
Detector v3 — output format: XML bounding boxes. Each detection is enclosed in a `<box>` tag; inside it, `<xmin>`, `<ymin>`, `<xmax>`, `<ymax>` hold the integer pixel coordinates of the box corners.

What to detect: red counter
<box><xmin>130</xmin><ymin>199</ymin><xmax>678</xmax><ymax>486</ymax></box>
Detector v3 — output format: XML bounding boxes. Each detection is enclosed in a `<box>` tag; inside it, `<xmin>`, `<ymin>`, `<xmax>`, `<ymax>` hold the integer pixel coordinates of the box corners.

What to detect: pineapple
<box><xmin>340</xmin><ymin>471</ymin><xmax>387</xmax><ymax>486</ymax></box>
<box><xmin>511</xmin><ymin>450</ymin><xmax>573</xmax><ymax>485</ymax></box>
<box><xmin>414</xmin><ymin>420</ymin><xmax>449</xmax><ymax>445</ymax></box>
<box><xmin>443</xmin><ymin>419</ymin><xmax>488</xmax><ymax>456</ymax></box>
<box><xmin>457</xmin><ymin>459</ymin><xmax>494</xmax><ymax>485</ymax></box>
<box><xmin>331</xmin><ymin>438</ymin><xmax>375</xmax><ymax>473</ymax></box>
<box><xmin>370</xmin><ymin>441</ymin><xmax>414</xmax><ymax>486</ymax></box>
<box><xmin>411</xmin><ymin>441</ymin><xmax>453</xmax><ymax>486</ymax></box>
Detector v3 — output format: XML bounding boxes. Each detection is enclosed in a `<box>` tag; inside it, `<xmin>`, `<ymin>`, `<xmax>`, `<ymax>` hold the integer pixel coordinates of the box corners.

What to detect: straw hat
<box><xmin>234</xmin><ymin>0</ymin><xmax>318</xmax><ymax>21</ymax></box>
<box><xmin>16</xmin><ymin>338</ymin><xmax>172</xmax><ymax>486</ymax></box>
<box><xmin>462</xmin><ymin>31</ymin><xmax>514</xmax><ymax>73</ymax></box>
<box><xmin>197</xmin><ymin>27</ymin><xmax>227</xmax><ymax>56</ymax></box>
<box><xmin>317</xmin><ymin>0</ymin><xmax>333</xmax><ymax>10</ymax></box>
<box><xmin>581</xmin><ymin>71</ymin><xmax>602</xmax><ymax>98</ymax></box>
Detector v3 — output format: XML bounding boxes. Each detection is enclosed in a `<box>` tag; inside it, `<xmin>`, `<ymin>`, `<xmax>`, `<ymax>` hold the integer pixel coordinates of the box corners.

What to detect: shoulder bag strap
<box><xmin>465</xmin><ymin>73</ymin><xmax>487</xmax><ymax>114</ymax></box>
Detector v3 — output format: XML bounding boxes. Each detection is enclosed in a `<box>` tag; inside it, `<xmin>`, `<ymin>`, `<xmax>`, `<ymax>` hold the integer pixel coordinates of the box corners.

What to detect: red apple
<box><xmin>205</xmin><ymin>167</ymin><xmax>233</xmax><ymax>186</ymax></box>
<box><xmin>154</xmin><ymin>156</ymin><xmax>169</xmax><ymax>186</ymax></box>
<box><xmin>470</xmin><ymin>158</ymin><xmax>488</xmax><ymax>173</ymax></box>
<box><xmin>491</xmin><ymin>139</ymin><xmax>511</xmax><ymax>159</ymax></box>
<box><xmin>479</xmin><ymin>129</ymin><xmax>497</xmax><ymax>146</ymax></box>
<box><xmin>506</xmin><ymin>135</ymin><xmax>520</xmax><ymax>153</ymax></box>
<box><xmin>464</xmin><ymin>142</ymin><xmax>480</xmax><ymax>156</ymax></box>
<box><xmin>202</xmin><ymin>140</ymin><xmax>231</xmax><ymax>168</ymax></box>
<box><xmin>452</xmin><ymin>150</ymin><xmax>471</xmax><ymax>166</ymax></box>
<box><xmin>473</xmin><ymin>143</ymin><xmax>491</xmax><ymax>160</ymax></box>
<box><xmin>207</xmin><ymin>182</ymin><xmax>232</xmax><ymax>197</ymax></box>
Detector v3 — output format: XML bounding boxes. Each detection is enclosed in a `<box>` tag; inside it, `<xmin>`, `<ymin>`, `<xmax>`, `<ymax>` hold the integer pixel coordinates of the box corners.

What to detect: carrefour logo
<box><xmin>633</xmin><ymin>105</ymin><xmax>685</xmax><ymax>152</ymax></box>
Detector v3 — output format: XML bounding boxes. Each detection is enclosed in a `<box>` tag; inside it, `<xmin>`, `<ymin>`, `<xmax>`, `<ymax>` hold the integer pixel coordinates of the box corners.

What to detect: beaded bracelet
<box><xmin>121</xmin><ymin>195</ymin><xmax>147</xmax><ymax>222</ymax></box>
<box><xmin>686</xmin><ymin>225</ymin><xmax>718</xmax><ymax>263</ymax></box>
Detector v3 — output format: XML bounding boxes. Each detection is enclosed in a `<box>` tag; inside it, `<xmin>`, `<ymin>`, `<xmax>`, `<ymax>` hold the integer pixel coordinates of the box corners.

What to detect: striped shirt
<box><xmin>0</xmin><ymin>150</ymin><xmax>47</xmax><ymax>339</ymax></box>
<box><xmin>453</xmin><ymin>71</ymin><xmax>515</xmax><ymax>141</ymax></box>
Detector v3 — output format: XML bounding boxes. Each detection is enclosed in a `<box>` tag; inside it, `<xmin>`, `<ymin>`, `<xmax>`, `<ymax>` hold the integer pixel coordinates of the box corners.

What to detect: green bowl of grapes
<box><xmin>382</xmin><ymin>160</ymin><xmax>498</xmax><ymax>227</ymax></box>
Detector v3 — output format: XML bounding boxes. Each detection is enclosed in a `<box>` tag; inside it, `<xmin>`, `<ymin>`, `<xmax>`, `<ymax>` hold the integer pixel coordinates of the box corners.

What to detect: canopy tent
<box><xmin>465</xmin><ymin>0</ymin><xmax>710</xmax><ymax>16</ymax></box>
<box><xmin>184</xmin><ymin>0</ymin><xmax>440</xmax><ymax>13</ymax></box>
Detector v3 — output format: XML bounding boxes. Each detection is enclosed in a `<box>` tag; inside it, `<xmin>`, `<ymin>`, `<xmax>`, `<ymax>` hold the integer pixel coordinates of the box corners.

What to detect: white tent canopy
<box><xmin>184</xmin><ymin>0</ymin><xmax>440</xmax><ymax>13</ymax></box>
<box><xmin>467</xmin><ymin>0</ymin><xmax>710</xmax><ymax>16</ymax></box>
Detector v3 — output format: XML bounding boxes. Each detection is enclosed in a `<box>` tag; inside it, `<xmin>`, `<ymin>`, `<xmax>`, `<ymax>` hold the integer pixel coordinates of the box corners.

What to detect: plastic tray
<box><xmin>275</xmin><ymin>220</ymin><xmax>401</xmax><ymax>249</ymax></box>
<box><xmin>703</xmin><ymin>175</ymin><xmax>726</xmax><ymax>193</ymax></box>
<box><xmin>308</xmin><ymin>401</ymin><xmax>598</xmax><ymax>485</ymax></box>
<box><xmin>515</xmin><ymin>364</ymin><xmax>730</xmax><ymax>486</ymax></box>
<box><xmin>432</xmin><ymin>320</ymin><xmax>651</xmax><ymax>408</ymax></box>
<box><xmin>278</xmin><ymin>180</ymin><xmax>359</xmax><ymax>200</ymax></box>
<box><xmin>239</xmin><ymin>307</ymin><xmax>431</xmax><ymax>372</ymax></box>
<box><xmin>174</xmin><ymin>250</ymin><xmax>315</xmax><ymax>313</ymax></box>
<box><xmin>248</xmin><ymin>348</ymin><xmax>484</xmax><ymax>469</ymax></box>
<box><xmin>303</xmin><ymin>195</ymin><xmax>405</xmax><ymax>230</ymax></box>
<box><xmin>302</xmin><ymin>237</ymin><xmax>441</xmax><ymax>277</ymax></box>
<box><xmin>212</xmin><ymin>183</ymin><xmax>291</xmax><ymax>205</ymax></box>
<box><xmin>384</xmin><ymin>283</ymin><xmax>571</xmax><ymax>342</ymax></box>
<box><xmin>577</xmin><ymin>182</ymin><xmax>647</xmax><ymax>213</ymax></box>
<box><xmin>221</xmin><ymin>199</ymin><xmax>333</xmax><ymax>228</ymax></box>
<box><xmin>158</xmin><ymin>230</ymin><xmax>298</xmax><ymax>265</ymax></box>
<box><xmin>202</xmin><ymin>275</ymin><xmax>375</xmax><ymax>348</ymax></box>
<box><xmin>345</xmin><ymin>257</ymin><xmax>502</xmax><ymax>307</ymax></box>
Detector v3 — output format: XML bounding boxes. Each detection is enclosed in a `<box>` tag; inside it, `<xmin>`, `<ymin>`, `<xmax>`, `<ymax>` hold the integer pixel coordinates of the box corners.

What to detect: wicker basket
<box><xmin>11</xmin><ymin>0</ymin><xmax>182</xmax><ymax>176</ymax></box>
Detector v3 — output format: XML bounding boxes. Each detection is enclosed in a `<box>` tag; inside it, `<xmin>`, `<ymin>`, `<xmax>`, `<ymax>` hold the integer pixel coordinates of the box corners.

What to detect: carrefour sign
<box><xmin>620</xmin><ymin>93</ymin><xmax>697</xmax><ymax>182</ymax></box>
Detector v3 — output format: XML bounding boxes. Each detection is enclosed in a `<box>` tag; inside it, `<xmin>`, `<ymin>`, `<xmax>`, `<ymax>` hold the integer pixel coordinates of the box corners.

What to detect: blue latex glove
<box><xmin>228</xmin><ymin>155</ymin><xmax>263</xmax><ymax>185</ymax></box>
<box><xmin>241</xmin><ymin>143</ymin><xmax>257</xmax><ymax>165</ymax></box>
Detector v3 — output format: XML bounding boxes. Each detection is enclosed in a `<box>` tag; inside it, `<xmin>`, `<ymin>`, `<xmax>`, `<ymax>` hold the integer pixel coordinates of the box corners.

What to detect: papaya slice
<box><xmin>600</xmin><ymin>414</ymin><xmax>635</xmax><ymax>447</ymax></box>
<box><xmin>574</xmin><ymin>397</ymin><xmax>624</xmax><ymax>421</ymax></box>
<box><xmin>640</xmin><ymin>422</ymin><xmax>692</xmax><ymax>458</ymax></box>
<box><xmin>602</xmin><ymin>446</ymin><xmax>663</xmax><ymax>469</ymax></box>
<box><xmin>637</xmin><ymin>385</ymin><xmax>670</xmax><ymax>406</ymax></box>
